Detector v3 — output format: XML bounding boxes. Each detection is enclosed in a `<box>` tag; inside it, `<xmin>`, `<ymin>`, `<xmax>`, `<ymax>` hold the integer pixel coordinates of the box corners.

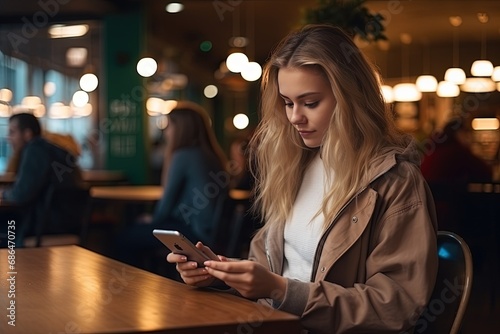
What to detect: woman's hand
<box><xmin>203</xmin><ymin>260</ymin><xmax>287</xmax><ymax>301</ymax></box>
<box><xmin>166</xmin><ymin>242</ymin><xmax>224</xmax><ymax>287</ymax></box>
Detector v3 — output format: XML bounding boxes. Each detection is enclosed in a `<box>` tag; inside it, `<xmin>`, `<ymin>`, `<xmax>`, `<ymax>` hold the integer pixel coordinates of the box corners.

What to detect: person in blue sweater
<box><xmin>0</xmin><ymin>112</ymin><xmax>83</xmax><ymax>247</ymax></box>
<box><xmin>114</xmin><ymin>101</ymin><xmax>229</xmax><ymax>272</ymax></box>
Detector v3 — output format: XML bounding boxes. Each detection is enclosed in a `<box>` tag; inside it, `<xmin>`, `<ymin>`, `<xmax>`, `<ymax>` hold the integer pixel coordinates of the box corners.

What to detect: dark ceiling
<box><xmin>1</xmin><ymin>0</ymin><xmax>500</xmax><ymax>88</ymax></box>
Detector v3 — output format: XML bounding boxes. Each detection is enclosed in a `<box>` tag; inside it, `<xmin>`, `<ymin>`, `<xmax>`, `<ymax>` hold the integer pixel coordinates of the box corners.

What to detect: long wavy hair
<box><xmin>162</xmin><ymin>101</ymin><xmax>227</xmax><ymax>184</ymax></box>
<box><xmin>249</xmin><ymin>24</ymin><xmax>406</xmax><ymax>232</ymax></box>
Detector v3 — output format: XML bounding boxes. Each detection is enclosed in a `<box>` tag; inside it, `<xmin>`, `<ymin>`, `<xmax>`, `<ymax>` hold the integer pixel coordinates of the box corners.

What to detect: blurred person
<box><xmin>228</xmin><ymin>135</ymin><xmax>254</xmax><ymax>191</ymax></box>
<box><xmin>0</xmin><ymin>113</ymin><xmax>83</xmax><ymax>247</ymax></box>
<box><xmin>167</xmin><ymin>25</ymin><xmax>438</xmax><ymax>333</ymax></box>
<box><xmin>5</xmin><ymin>129</ymin><xmax>81</xmax><ymax>174</ymax></box>
<box><xmin>420</xmin><ymin>117</ymin><xmax>492</xmax><ymax>232</ymax></box>
<box><xmin>114</xmin><ymin>101</ymin><xmax>229</xmax><ymax>272</ymax></box>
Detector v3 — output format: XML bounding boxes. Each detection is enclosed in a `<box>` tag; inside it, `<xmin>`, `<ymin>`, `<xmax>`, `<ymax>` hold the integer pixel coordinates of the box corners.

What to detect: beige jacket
<box><xmin>249</xmin><ymin>140</ymin><xmax>438</xmax><ymax>333</ymax></box>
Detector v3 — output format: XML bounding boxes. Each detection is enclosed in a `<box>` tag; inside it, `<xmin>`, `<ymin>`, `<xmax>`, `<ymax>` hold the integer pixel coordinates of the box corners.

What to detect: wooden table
<box><xmin>0</xmin><ymin>170</ymin><xmax>128</xmax><ymax>186</ymax></box>
<box><xmin>0</xmin><ymin>246</ymin><xmax>301</xmax><ymax>334</ymax></box>
<box><xmin>82</xmin><ymin>169</ymin><xmax>128</xmax><ymax>186</ymax></box>
<box><xmin>90</xmin><ymin>185</ymin><xmax>163</xmax><ymax>202</ymax></box>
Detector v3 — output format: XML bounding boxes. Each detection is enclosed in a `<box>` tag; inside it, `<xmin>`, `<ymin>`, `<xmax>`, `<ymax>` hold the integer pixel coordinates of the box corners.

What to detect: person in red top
<box><xmin>420</xmin><ymin>117</ymin><xmax>492</xmax><ymax>232</ymax></box>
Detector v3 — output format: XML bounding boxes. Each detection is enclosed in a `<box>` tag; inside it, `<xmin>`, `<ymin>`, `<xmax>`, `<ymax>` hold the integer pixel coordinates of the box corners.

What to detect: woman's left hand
<box><xmin>203</xmin><ymin>260</ymin><xmax>286</xmax><ymax>301</ymax></box>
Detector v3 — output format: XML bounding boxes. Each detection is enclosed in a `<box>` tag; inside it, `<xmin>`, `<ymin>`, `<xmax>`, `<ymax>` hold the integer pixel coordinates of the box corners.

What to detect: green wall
<box><xmin>103</xmin><ymin>9</ymin><xmax>149</xmax><ymax>184</ymax></box>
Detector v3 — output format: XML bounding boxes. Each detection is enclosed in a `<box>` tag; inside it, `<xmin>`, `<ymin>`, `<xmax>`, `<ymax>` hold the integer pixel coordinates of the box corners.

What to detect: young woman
<box><xmin>167</xmin><ymin>25</ymin><xmax>438</xmax><ymax>333</ymax></box>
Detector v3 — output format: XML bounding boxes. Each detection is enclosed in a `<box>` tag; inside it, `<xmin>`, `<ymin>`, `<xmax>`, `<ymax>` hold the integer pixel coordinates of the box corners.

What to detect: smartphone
<box><xmin>152</xmin><ymin>229</ymin><xmax>219</xmax><ymax>265</ymax></box>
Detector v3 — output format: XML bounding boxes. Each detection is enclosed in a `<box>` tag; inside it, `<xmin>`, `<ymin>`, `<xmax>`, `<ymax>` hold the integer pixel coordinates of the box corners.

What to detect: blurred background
<box><xmin>0</xmin><ymin>0</ymin><xmax>499</xmax><ymax>183</ymax></box>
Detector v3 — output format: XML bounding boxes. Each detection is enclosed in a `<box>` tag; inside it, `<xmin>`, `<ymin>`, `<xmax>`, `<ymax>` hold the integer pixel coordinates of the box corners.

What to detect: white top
<box><xmin>282</xmin><ymin>153</ymin><xmax>328</xmax><ymax>282</ymax></box>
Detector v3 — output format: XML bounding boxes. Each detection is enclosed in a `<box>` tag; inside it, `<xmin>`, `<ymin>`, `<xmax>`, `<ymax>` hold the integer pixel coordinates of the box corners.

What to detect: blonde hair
<box><xmin>249</xmin><ymin>24</ymin><xmax>405</xmax><ymax>232</ymax></box>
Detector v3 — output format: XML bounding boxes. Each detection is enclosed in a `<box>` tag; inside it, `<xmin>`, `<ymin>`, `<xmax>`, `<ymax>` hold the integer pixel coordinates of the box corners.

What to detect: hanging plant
<box><xmin>304</xmin><ymin>0</ymin><xmax>387</xmax><ymax>42</ymax></box>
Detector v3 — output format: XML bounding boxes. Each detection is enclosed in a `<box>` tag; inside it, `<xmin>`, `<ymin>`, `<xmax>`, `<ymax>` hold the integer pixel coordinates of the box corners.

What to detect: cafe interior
<box><xmin>0</xmin><ymin>1</ymin><xmax>499</xmax><ymax>333</ymax></box>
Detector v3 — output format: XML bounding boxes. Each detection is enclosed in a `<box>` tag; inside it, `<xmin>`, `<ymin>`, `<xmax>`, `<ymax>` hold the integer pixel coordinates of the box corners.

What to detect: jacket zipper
<box><xmin>309</xmin><ymin>165</ymin><xmax>396</xmax><ymax>281</ymax></box>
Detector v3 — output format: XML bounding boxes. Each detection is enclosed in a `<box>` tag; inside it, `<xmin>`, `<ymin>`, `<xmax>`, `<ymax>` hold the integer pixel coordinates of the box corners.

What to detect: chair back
<box><xmin>415</xmin><ymin>231</ymin><xmax>473</xmax><ymax>334</ymax></box>
<box><xmin>210</xmin><ymin>192</ymin><xmax>257</xmax><ymax>258</ymax></box>
<box><xmin>27</xmin><ymin>186</ymin><xmax>92</xmax><ymax>247</ymax></box>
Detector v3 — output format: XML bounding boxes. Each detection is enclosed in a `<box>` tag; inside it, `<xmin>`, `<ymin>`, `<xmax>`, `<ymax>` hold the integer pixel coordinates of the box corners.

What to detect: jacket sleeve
<box><xmin>2</xmin><ymin>142</ymin><xmax>50</xmax><ymax>205</ymax></box>
<box><xmin>272</xmin><ymin>164</ymin><xmax>438</xmax><ymax>333</ymax></box>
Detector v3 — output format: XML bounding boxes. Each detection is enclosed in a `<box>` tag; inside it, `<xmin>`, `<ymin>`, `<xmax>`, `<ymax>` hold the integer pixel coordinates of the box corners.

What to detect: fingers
<box><xmin>196</xmin><ymin>242</ymin><xmax>219</xmax><ymax>261</ymax></box>
<box><xmin>166</xmin><ymin>252</ymin><xmax>187</xmax><ymax>263</ymax></box>
<box><xmin>203</xmin><ymin>260</ymin><xmax>250</xmax><ymax>273</ymax></box>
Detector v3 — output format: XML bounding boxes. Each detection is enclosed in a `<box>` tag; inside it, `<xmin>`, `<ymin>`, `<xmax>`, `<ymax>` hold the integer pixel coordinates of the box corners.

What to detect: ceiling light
<box><xmin>241</xmin><ymin>61</ymin><xmax>262</xmax><ymax>81</ymax></box>
<box><xmin>166</xmin><ymin>3</ymin><xmax>184</xmax><ymax>13</ymax></box>
<box><xmin>471</xmin><ymin>118</ymin><xmax>499</xmax><ymax>131</ymax></box>
<box><xmin>471</xmin><ymin>60</ymin><xmax>494</xmax><ymax>77</ymax></box>
<box><xmin>66</xmin><ymin>48</ymin><xmax>87</xmax><ymax>67</ymax></box>
<box><xmin>415</xmin><ymin>75</ymin><xmax>438</xmax><ymax>92</ymax></box>
<box><xmin>492</xmin><ymin>66</ymin><xmax>500</xmax><ymax>82</ymax></box>
<box><xmin>49</xmin><ymin>102</ymin><xmax>72</xmax><ymax>119</ymax></box>
<box><xmin>471</xmin><ymin>13</ymin><xmax>493</xmax><ymax>77</ymax></box>
<box><xmin>49</xmin><ymin>24</ymin><xmax>89</xmax><ymax>38</ymax></box>
<box><xmin>444</xmin><ymin>68</ymin><xmax>466</xmax><ymax>85</ymax></box>
<box><xmin>79</xmin><ymin>73</ymin><xmax>98</xmax><ymax>92</ymax></box>
<box><xmin>226</xmin><ymin>52</ymin><xmax>248</xmax><ymax>73</ymax></box>
<box><xmin>233</xmin><ymin>113</ymin><xmax>249</xmax><ymax>130</ymax></box>
<box><xmin>146</xmin><ymin>97</ymin><xmax>165</xmax><ymax>115</ymax></box>
<box><xmin>393</xmin><ymin>83</ymin><xmax>422</xmax><ymax>102</ymax></box>
<box><xmin>0</xmin><ymin>101</ymin><xmax>11</xmax><ymax>117</ymax></box>
<box><xmin>44</xmin><ymin>82</ymin><xmax>56</xmax><ymax>97</ymax></box>
<box><xmin>71</xmin><ymin>102</ymin><xmax>92</xmax><ymax>117</ymax></box>
<box><xmin>443</xmin><ymin>16</ymin><xmax>465</xmax><ymax>85</ymax></box>
<box><xmin>204</xmin><ymin>85</ymin><xmax>218</xmax><ymax>98</ymax></box>
<box><xmin>0</xmin><ymin>88</ymin><xmax>13</xmax><ymax>103</ymax></box>
<box><xmin>460</xmin><ymin>77</ymin><xmax>496</xmax><ymax>93</ymax></box>
<box><xmin>229</xmin><ymin>36</ymin><xmax>249</xmax><ymax>48</ymax></box>
<box><xmin>137</xmin><ymin>57</ymin><xmax>157</xmax><ymax>77</ymax></box>
<box><xmin>22</xmin><ymin>96</ymin><xmax>42</xmax><ymax>107</ymax></box>
<box><xmin>436</xmin><ymin>81</ymin><xmax>459</xmax><ymax>97</ymax></box>
<box><xmin>380</xmin><ymin>85</ymin><xmax>394</xmax><ymax>103</ymax></box>
<box><xmin>72</xmin><ymin>91</ymin><xmax>89</xmax><ymax>107</ymax></box>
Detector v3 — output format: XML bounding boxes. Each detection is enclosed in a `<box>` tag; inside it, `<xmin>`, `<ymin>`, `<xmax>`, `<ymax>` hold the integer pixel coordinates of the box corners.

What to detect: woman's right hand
<box><xmin>166</xmin><ymin>242</ymin><xmax>225</xmax><ymax>287</ymax></box>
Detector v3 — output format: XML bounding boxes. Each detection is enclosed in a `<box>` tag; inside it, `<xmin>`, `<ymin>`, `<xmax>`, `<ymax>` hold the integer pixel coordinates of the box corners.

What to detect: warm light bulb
<box><xmin>49</xmin><ymin>102</ymin><xmax>72</xmax><ymax>119</ymax></box>
<box><xmin>444</xmin><ymin>68</ymin><xmax>466</xmax><ymax>85</ymax></box>
<box><xmin>471</xmin><ymin>118</ymin><xmax>499</xmax><ymax>130</ymax></box>
<box><xmin>415</xmin><ymin>75</ymin><xmax>438</xmax><ymax>92</ymax></box>
<box><xmin>22</xmin><ymin>96</ymin><xmax>42</xmax><ymax>107</ymax></box>
<box><xmin>380</xmin><ymin>85</ymin><xmax>394</xmax><ymax>103</ymax></box>
<box><xmin>146</xmin><ymin>97</ymin><xmax>165</xmax><ymax>114</ymax></box>
<box><xmin>226</xmin><ymin>52</ymin><xmax>248</xmax><ymax>73</ymax></box>
<box><xmin>71</xmin><ymin>102</ymin><xmax>93</xmax><ymax>117</ymax></box>
<box><xmin>80</xmin><ymin>73</ymin><xmax>98</xmax><ymax>92</ymax></box>
<box><xmin>471</xmin><ymin>60</ymin><xmax>494</xmax><ymax>77</ymax></box>
<box><xmin>491</xmin><ymin>66</ymin><xmax>500</xmax><ymax>82</ymax></box>
<box><xmin>204</xmin><ymin>85</ymin><xmax>218</xmax><ymax>98</ymax></box>
<box><xmin>460</xmin><ymin>78</ymin><xmax>496</xmax><ymax>93</ymax></box>
<box><xmin>137</xmin><ymin>57</ymin><xmax>158</xmax><ymax>77</ymax></box>
<box><xmin>393</xmin><ymin>83</ymin><xmax>422</xmax><ymax>102</ymax></box>
<box><xmin>72</xmin><ymin>91</ymin><xmax>89</xmax><ymax>107</ymax></box>
<box><xmin>44</xmin><ymin>82</ymin><xmax>56</xmax><ymax>97</ymax></box>
<box><xmin>0</xmin><ymin>88</ymin><xmax>13</xmax><ymax>102</ymax></box>
<box><xmin>233</xmin><ymin>113</ymin><xmax>249</xmax><ymax>130</ymax></box>
<box><xmin>241</xmin><ymin>61</ymin><xmax>262</xmax><ymax>81</ymax></box>
<box><xmin>165</xmin><ymin>3</ymin><xmax>184</xmax><ymax>13</ymax></box>
<box><xmin>436</xmin><ymin>81</ymin><xmax>459</xmax><ymax>97</ymax></box>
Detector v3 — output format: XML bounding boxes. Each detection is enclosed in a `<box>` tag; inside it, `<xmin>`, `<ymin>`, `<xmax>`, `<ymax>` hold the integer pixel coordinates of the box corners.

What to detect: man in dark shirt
<box><xmin>0</xmin><ymin>113</ymin><xmax>84</xmax><ymax>246</ymax></box>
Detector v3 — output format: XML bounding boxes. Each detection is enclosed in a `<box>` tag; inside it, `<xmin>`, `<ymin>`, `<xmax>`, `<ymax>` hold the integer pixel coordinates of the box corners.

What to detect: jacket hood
<box><xmin>367</xmin><ymin>135</ymin><xmax>421</xmax><ymax>184</ymax></box>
